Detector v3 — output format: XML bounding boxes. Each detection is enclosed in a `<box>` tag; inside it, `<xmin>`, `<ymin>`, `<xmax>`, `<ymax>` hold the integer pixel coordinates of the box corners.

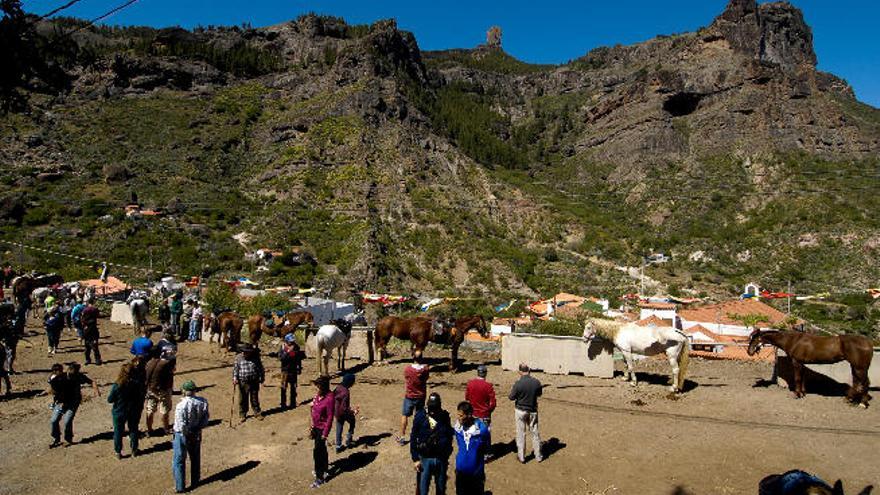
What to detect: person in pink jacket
<box><xmin>310</xmin><ymin>376</ymin><xmax>335</xmax><ymax>488</ymax></box>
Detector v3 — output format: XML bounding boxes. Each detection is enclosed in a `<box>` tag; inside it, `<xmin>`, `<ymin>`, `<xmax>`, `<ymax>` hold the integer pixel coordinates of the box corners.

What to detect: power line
<box><xmin>38</xmin><ymin>0</ymin><xmax>87</xmax><ymax>20</ymax></box>
<box><xmin>0</xmin><ymin>239</ymin><xmax>192</xmax><ymax>279</ymax></box>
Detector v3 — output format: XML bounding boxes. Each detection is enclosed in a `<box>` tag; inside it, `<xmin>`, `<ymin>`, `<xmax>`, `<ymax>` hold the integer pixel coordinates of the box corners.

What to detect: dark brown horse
<box><xmin>11</xmin><ymin>273</ymin><xmax>63</xmax><ymax>309</ymax></box>
<box><xmin>448</xmin><ymin>315</ymin><xmax>490</xmax><ymax>371</ymax></box>
<box><xmin>216</xmin><ymin>311</ymin><xmax>244</xmax><ymax>352</ymax></box>
<box><xmin>374</xmin><ymin>315</ymin><xmax>489</xmax><ymax>371</ymax></box>
<box><xmin>748</xmin><ymin>329</ymin><xmax>873</xmax><ymax>406</ymax></box>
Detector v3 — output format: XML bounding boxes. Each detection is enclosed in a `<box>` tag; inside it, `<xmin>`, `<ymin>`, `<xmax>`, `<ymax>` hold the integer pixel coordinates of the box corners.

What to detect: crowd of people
<box><xmin>1</xmin><ymin>275</ymin><xmax>550</xmax><ymax>495</ymax></box>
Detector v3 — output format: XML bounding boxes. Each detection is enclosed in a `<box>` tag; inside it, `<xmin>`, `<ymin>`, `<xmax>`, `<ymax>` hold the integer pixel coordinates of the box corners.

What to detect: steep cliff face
<box><xmin>713</xmin><ymin>0</ymin><xmax>816</xmax><ymax>70</ymax></box>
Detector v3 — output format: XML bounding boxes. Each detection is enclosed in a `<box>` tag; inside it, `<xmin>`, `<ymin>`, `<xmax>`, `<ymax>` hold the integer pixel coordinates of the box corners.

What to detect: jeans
<box><xmin>514</xmin><ymin>409</ymin><xmax>542</xmax><ymax>462</ymax></box>
<box><xmin>188</xmin><ymin>319</ymin><xmax>201</xmax><ymax>341</ymax></box>
<box><xmin>280</xmin><ymin>372</ymin><xmax>297</xmax><ymax>408</ymax></box>
<box><xmin>84</xmin><ymin>337</ymin><xmax>102</xmax><ymax>364</ymax></box>
<box><xmin>46</xmin><ymin>327</ymin><xmax>61</xmax><ymax>350</ymax></box>
<box><xmin>170</xmin><ymin>314</ymin><xmax>182</xmax><ymax>339</ymax></box>
<box><xmin>237</xmin><ymin>381</ymin><xmax>261</xmax><ymax>417</ymax></box>
<box><xmin>74</xmin><ymin>322</ymin><xmax>83</xmax><ymax>339</ymax></box>
<box><xmin>476</xmin><ymin>417</ymin><xmax>492</xmax><ymax>455</ymax></box>
<box><xmin>4</xmin><ymin>335</ymin><xmax>17</xmax><ymax>372</ymax></box>
<box><xmin>112</xmin><ymin>412</ymin><xmax>140</xmax><ymax>454</ymax></box>
<box><xmin>419</xmin><ymin>457</ymin><xmax>448</xmax><ymax>495</ymax></box>
<box><xmin>335</xmin><ymin>412</ymin><xmax>356</xmax><ymax>449</ymax></box>
<box><xmin>454</xmin><ymin>471</ymin><xmax>484</xmax><ymax>495</ymax></box>
<box><xmin>172</xmin><ymin>432</ymin><xmax>201</xmax><ymax>492</ymax></box>
<box><xmin>312</xmin><ymin>428</ymin><xmax>329</xmax><ymax>481</ymax></box>
<box><xmin>50</xmin><ymin>403</ymin><xmax>78</xmax><ymax>442</ymax></box>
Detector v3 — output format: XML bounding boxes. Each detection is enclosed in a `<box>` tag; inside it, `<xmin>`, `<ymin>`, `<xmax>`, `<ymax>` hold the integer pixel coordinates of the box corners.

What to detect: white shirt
<box><xmin>173</xmin><ymin>395</ymin><xmax>209</xmax><ymax>435</ymax></box>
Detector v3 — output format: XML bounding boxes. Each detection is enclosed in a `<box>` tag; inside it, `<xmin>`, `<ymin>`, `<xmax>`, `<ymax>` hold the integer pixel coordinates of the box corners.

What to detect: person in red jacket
<box><xmin>398</xmin><ymin>350</ymin><xmax>429</xmax><ymax>445</ymax></box>
<box><xmin>465</xmin><ymin>364</ymin><xmax>496</xmax><ymax>460</ymax></box>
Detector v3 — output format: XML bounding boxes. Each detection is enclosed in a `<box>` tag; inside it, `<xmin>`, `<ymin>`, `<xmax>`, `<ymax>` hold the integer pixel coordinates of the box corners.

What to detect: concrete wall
<box><xmin>775</xmin><ymin>348</ymin><xmax>880</xmax><ymax>389</ymax></box>
<box><xmin>306</xmin><ymin>328</ymin><xmax>374</xmax><ymax>362</ymax></box>
<box><xmin>110</xmin><ymin>302</ymin><xmax>133</xmax><ymax>325</ymax></box>
<box><xmin>501</xmin><ymin>333</ymin><xmax>614</xmax><ymax>377</ymax></box>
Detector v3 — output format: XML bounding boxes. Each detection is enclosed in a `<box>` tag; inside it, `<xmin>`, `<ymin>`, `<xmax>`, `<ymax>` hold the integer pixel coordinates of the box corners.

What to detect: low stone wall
<box><xmin>775</xmin><ymin>348</ymin><xmax>880</xmax><ymax>389</ymax></box>
<box><xmin>501</xmin><ymin>333</ymin><xmax>614</xmax><ymax>377</ymax></box>
<box><xmin>110</xmin><ymin>302</ymin><xmax>134</xmax><ymax>325</ymax></box>
<box><xmin>306</xmin><ymin>328</ymin><xmax>374</xmax><ymax>362</ymax></box>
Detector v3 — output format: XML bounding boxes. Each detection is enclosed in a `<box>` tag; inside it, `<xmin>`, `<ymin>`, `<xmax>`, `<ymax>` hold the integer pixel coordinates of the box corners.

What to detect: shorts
<box><xmin>401</xmin><ymin>397</ymin><xmax>425</xmax><ymax>417</ymax></box>
<box><xmin>145</xmin><ymin>390</ymin><xmax>172</xmax><ymax>415</ymax></box>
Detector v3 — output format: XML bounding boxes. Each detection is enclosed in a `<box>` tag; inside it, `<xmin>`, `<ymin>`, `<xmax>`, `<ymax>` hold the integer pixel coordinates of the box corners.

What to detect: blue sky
<box><xmin>24</xmin><ymin>0</ymin><xmax>880</xmax><ymax>107</ymax></box>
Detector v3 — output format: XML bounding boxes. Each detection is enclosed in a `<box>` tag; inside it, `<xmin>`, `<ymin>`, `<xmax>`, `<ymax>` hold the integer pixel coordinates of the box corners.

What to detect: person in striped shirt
<box><xmin>172</xmin><ymin>380</ymin><xmax>209</xmax><ymax>494</ymax></box>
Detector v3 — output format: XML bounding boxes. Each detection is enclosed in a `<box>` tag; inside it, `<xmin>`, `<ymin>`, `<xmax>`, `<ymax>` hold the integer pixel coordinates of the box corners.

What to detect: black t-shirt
<box><xmin>49</xmin><ymin>372</ymin><xmax>93</xmax><ymax>406</ymax></box>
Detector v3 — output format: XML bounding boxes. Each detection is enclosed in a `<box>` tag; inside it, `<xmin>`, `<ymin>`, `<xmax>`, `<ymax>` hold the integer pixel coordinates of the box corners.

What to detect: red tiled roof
<box><xmin>635</xmin><ymin>315</ymin><xmax>673</xmax><ymax>327</ymax></box>
<box><xmin>678</xmin><ymin>299</ymin><xmax>787</xmax><ymax>327</ymax></box>
<box><xmin>79</xmin><ymin>276</ymin><xmax>128</xmax><ymax>295</ymax></box>
<box><xmin>638</xmin><ymin>302</ymin><xmax>677</xmax><ymax>310</ymax></box>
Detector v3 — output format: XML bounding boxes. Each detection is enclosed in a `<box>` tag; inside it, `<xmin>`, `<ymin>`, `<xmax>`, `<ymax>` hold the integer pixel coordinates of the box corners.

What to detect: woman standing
<box><xmin>309</xmin><ymin>377</ymin><xmax>335</xmax><ymax>488</ymax></box>
<box><xmin>107</xmin><ymin>357</ymin><xmax>147</xmax><ymax>458</ymax></box>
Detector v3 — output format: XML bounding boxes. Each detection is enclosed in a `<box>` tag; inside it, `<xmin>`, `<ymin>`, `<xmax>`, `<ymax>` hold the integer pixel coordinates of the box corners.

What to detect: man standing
<box><xmin>158</xmin><ymin>299</ymin><xmax>171</xmax><ymax>331</ymax></box>
<box><xmin>81</xmin><ymin>301</ymin><xmax>102</xmax><ymax>366</ymax></box>
<box><xmin>333</xmin><ymin>373</ymin><xmax>359</xmax><ymax>453</ymax></box>
<box><xmin>276</xmin><ymin>334</ymin><xmax>303</xmax><ymax>410</ymax></box>
<box><xmin>410</xmin><ymin>392</ymin><xmax>453</xmax><ymax>495</ymax></box>
<box><xmin>130</xmin><ymin>326</ymin><xmax>154</xmax><ymax>358</ymax></box>
<box><xmin>465</xmin><ymin>364</ymin><xmax>496</xmax><ymax>458</ymax></box>
<box><xmin>232</xmin><ymin>343</ymin><xmax>264</xmax><ymax>421</ymax></box>
<box><xmin>508</xmin><ymin>363</ymin><xmax>543</xmax><ymax>463</ymax></box>
<box><xmin>399</xmin><ymin>350</ymin><xmax>429</xmax><ymax>445</ymax></box>
<box><xmin>48</xmin><ymin>362</ymin><xmax>100</xmax><ymax>447</ymax></box>
<box><xmin>169</xmin><ymin>294</ymin><xmax>183</xmax><ymax>341</ymax></box>
<box><xmin>44</xmin><ymin>304</ymin><xmax>64</xmax><ymax>355</ymax></box>
<box><xmin>145</xmin><ymin>349</ymin><xmax>176</xmax><ymax>436</ymax></box>
<box><xmin>453</xmin><ymin>402</ymin><xmax>490</xmax><ymax>495</ymax></box>
<box><xmin>70</xmin><ymin>300</ymin><xmax>86</xmax><ymax>343</ymax></box>
<box><xmin>172</xmin><ymin>380</ymin><xmax>209</xmax><ymax>494</ymax></box>
<box><xmin>188</xmin><ymin>304</ymin><xmax>202</xmax><ymax>342</ymax></box>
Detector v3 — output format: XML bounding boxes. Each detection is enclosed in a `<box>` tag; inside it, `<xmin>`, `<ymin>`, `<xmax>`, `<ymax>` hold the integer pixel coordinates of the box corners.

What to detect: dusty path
<box><xmin>0</xmin><ymin>317</ymin><xmax>877</xmax><ymax>494</ymax></box>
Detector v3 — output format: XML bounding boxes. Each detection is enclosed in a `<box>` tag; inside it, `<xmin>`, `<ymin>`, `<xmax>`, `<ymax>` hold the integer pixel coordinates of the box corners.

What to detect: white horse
<box><xmin>127</xmin><ymin>290</ymin><xmax>150</xmax><ymax>333</ymax></box>
<box><xmin>583</xmin><ymin>317</ymin><xmax>691</xmax><ymax>393</ymax></box>
<box><xmin>315</xmin><ymin>319</ymin><xmax>353</xmax><ymax>377</ymax></box>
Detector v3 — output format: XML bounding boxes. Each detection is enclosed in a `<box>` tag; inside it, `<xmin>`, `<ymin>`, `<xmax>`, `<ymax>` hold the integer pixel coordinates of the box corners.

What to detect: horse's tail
<box><xmin>676</xmin><ymin>335</ymin><xmax>690</xmax><ymax>392</ymax></box>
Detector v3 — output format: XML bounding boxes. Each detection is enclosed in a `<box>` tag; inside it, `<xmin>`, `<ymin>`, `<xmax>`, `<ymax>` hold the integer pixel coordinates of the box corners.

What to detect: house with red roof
<box><xmin>677</xmin><ymin>298</ymin><xmax>788</xmax><ymax>337</ymax></box>
<box><xmin>638</xmin><ymin>301</ymin><xmax>678</xmax><ymax>321</ymax></box>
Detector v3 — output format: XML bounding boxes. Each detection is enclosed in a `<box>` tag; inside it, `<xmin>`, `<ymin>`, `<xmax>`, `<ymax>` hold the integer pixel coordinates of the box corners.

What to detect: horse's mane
<box><xmin>586</xmin><ymin>317</ymin><xmax>624</xmax><ymax>339</ymax></box>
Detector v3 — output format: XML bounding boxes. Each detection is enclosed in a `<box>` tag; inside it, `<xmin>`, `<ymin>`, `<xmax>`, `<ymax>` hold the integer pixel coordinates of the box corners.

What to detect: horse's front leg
<box><xmin>449</xmin><ymin>342</ymin><xmax>459</xmax><ymax>372</ymax></box>
<box><xmin>666</xmin><ymin>351</ymin><xmax>680</xmax><ymax>393</ymax></box>
<box><xmin>791</xmin><ymin>361</ymin><xmax>805</xmax><ymax>398</ymax></box>
<box><xmin>621</xmin><ymin>351</ymin><xmax>636</xmax><ymax>384</ymax></box>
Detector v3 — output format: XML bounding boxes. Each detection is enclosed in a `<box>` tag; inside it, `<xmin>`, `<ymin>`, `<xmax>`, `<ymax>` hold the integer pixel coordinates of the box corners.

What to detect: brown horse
<box><xmin>448</xmin><ymin>315</ymin><xmax>490</xmax><ymax>371</ymax></box>
<box><xmin>374</xmin><ymin>315</ymin><xmax>489</xmax><ymax>371</ymax></box>
<box><xmin>748</xmin><ymin>329</ymin><xmax>873</xmax><ymax>406</ymax></box>
<box><xmin>246</xmin><ymin>315</ymin><xmax>268</xmax><ymax>345</ymax></box>
<box><xmin>216</xmin><ymin>311</ymin><xmax>244</xmax><ymax>351</ymax></box>
<box><xmin>278</xmin><ymin>310</ymin><xmax>315</xmax><ymax>340</ymax></box>
<box><xmin>11</xmin><ymin>273</ymin><xmax>63</xmax><ymax>310</ymax></box>
<box><xmin>375</xmin><ymin>316</ymin><xmax>442</xmax><ymax>363</ymax></box>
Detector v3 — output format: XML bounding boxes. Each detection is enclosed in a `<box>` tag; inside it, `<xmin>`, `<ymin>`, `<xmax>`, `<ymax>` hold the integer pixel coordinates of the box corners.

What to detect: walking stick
<box><xmin>229</xmin><ymin>382</ymin><xmax>235</xmax><ymax>428</ymax></box>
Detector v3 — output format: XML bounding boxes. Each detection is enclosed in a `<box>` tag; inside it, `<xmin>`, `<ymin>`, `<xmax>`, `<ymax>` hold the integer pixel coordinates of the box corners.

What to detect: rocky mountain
<box><xmin>1</xmin><ymin>0</ymin><xmax>879</xmax><ymax>332</ymax></box>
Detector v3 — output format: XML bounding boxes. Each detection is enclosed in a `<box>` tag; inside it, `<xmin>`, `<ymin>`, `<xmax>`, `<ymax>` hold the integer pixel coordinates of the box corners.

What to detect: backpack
<box><xmin>417</xmin><ymin>414</ymin><xmax>449</xmax><ymax>458</ymax></box>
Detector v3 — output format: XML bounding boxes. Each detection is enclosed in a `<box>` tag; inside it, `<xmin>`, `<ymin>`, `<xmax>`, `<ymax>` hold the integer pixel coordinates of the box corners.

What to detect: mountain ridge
<box><xmin>1</xmin><ymin>0</ymin><xmax>878</xmax><ymax>335</ymax></box>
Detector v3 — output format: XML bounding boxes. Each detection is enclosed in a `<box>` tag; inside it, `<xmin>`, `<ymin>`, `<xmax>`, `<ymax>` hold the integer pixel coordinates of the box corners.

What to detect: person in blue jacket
<box><xmin>453</xmin><ymin>401</ymin><xmax>490</xmax><ymax>495</ymax></box>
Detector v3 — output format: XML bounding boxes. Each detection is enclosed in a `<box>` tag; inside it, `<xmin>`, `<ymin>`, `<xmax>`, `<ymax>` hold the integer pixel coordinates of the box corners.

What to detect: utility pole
<box><xmin>787</xmin><ymin>280</ymin><xmax>791</xmax><ymax>315</ymax></box>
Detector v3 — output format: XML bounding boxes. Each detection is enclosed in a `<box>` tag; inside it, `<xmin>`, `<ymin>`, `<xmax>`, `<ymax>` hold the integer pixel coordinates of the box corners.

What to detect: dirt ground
<box><xmin>1</xmin><ymin>317</ymin><xmax>877</xmax><ymax>495</ymax></box>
